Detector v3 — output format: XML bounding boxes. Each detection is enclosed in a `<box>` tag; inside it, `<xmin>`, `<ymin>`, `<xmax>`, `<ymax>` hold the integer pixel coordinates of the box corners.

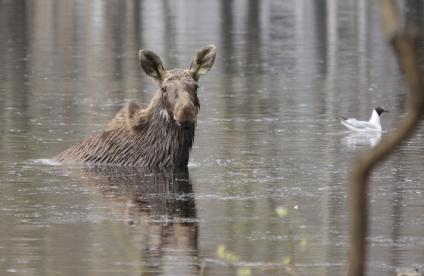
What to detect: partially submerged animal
<box><xmin>341</xmin><ymin>107</ymin><xmax>388</xmax><ymax>132</ymax></box>
<box><xmin>55</xmin><ymin>45</ymin><xmax>216</xmax><ymax>169</ymax></box>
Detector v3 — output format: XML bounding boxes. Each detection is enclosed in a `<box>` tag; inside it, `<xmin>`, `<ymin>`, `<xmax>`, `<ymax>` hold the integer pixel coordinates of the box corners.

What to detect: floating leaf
<box><xmin>276</xmin><ymin>206</ymin><xmax>289</xmax><ymax>217</ymax></box>
<box><xmin>216</xmin><ymin>244</ymin><xmax>240</xmax><ymax>263</ymax></box>
<box><xmin>229</xmin><ymin>253</ymin><xmax>240</xmax><ymax>263</ymax></box>
<box><xmin>216</xmin><ymin>244</ymin><xmax>226</xmax><ymax>258</ymax></box>
<box><xmin>282</xmin><ymin>256</ymin><xmax>292</xmax><ymax>265</ymax></box>
<box><xmin>299</xmin><ymin>237</ymin><xmax>308</xmax><ymax>250</ymax></box>
<box><xmin>237</xmin><ymin>267</ymin><xmax>252</xmax><ymax>276</ymax></box>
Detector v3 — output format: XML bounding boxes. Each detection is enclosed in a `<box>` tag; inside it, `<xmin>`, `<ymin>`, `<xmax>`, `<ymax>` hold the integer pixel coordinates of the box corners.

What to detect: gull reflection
<box><xmin>342</xmin><ymin>131</ymin><xmax>382</xmax><ymax>149</ymax></box>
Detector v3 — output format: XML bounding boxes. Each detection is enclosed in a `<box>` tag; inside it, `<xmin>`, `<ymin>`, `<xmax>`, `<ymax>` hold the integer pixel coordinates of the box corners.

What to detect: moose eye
<box><xmin>194</xmin><ymin>84</ymin><xmax>199</xmax><ymax>90</ymax></box>
<box><xmin>161</xmin><ymin>86</ymin><xmax>167</xmax><ymax>93</ymax></box>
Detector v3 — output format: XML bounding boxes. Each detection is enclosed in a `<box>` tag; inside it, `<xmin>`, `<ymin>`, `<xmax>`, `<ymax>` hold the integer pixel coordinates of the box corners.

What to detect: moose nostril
<box><xmin>183</xmin><ymin>106</ymin><xmax>192</xmax><ymax>114</ymax></box>
<box><xmin>182</xmin><ymin>107</ymin><xmax>194</xmax><ymax>120</ymax></box>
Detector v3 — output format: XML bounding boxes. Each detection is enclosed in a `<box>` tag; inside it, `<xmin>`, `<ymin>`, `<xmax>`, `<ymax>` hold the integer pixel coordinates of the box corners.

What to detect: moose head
<box><xmin>139</xmin><ymin>45</ymin><xmax>216</xmax><ymax>128</ymax></box>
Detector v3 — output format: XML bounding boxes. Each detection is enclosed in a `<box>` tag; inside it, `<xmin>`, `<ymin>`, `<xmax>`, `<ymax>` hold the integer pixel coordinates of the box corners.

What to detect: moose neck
<box><xmin>141</xmin><ymin>106</ymin><xmax>196</xmax><ymax>169</ymax></box>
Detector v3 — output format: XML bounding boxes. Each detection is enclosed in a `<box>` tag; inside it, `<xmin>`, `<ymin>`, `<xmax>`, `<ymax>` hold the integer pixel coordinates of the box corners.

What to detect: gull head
<box><xmin>375</xmin><ymin>107</ymin><xmax>388</xmax><ymax>116</ymax></box>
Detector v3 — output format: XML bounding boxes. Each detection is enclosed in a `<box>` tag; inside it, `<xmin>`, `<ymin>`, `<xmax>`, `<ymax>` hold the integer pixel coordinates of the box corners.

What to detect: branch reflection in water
<box><xmin>76</xmin><ymin>165</ymin><xmax>198</xmax><ymax>275</ymax></box>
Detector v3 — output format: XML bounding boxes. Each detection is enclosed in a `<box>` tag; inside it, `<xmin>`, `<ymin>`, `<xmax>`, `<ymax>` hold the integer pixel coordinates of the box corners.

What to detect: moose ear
<box><xmin>189</xmin><ymin>45</ymin><xmax>216</xmax><ymax>81</ymax></box>
<box><xmin>138</xmin><ymin>49</ymin><xmax>166</xmax><ymax>85</ymax></box>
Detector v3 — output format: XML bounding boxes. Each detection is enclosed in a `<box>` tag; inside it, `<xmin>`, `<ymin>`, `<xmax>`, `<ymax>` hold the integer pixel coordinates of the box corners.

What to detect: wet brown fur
<box><xmin>54</xmin><ymin>46</ymin><xmax>216</xmax><ymax>169</ymax></box>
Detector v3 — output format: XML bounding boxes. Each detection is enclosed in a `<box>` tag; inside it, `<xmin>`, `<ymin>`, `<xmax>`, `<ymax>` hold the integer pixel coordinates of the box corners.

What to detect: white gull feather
<box><xmin>341</xmin><ymin>107</ymin><xmax>388</xmax><ymax>132</ymax></box>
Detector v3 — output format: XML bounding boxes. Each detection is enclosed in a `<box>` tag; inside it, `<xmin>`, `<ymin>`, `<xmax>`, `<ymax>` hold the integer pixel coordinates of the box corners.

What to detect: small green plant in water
<box><xmin>237</xmin><ymin>267</ymin><xmax>252</xmax><ymax>276</ymax></box>
<box><xmin>216</xmin><ymin>244</ymin><xmax>240</xmax><ymax>263</ymax></box>
<box><xmin>275</xmin><ymin>206</ymin><xmax>289</xmax><ymax>217</ymax></box>
<box><xmin>211</xmin><ymin>207</ymin><xmax>307</xmax><ymax>275</ymax></box>
<box><xmin>299</xmin><ymin>237</ymin><xmax>308</xmax><ymax>251</ymax></box>
<box><xmin>282</xmin><ymin>256</ymin><xmax>292</xmax><ymax>266</ymax></box>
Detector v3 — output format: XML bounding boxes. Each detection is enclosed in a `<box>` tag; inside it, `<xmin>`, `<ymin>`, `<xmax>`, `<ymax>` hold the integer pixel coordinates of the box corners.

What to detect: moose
<box><xmin>55</xmin><ymin>45</ymin><xmax>216</xmax><ymax>169</ymax></box>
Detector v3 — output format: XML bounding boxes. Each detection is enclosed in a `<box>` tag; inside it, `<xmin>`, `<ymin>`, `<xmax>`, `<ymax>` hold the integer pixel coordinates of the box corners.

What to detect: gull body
<box><xmin>341</xmin><ymin>107</ymin><xmax>388</xmax><ymax>132</ymax></box>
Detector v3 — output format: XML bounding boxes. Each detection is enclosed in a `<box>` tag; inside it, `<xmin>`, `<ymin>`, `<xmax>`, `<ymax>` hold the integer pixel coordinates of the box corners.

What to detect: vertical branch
<box><xmin>347</xmin><ymin>0</ymin><xmax>424</xmax><ymax>275</ymax></box>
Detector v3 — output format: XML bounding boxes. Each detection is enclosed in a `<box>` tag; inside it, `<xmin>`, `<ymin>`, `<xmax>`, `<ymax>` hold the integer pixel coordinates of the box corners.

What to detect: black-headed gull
<box><xmin>341</xmin><ymin>107</ymin><xmax>388</xmax><ymax>132</ymax></box>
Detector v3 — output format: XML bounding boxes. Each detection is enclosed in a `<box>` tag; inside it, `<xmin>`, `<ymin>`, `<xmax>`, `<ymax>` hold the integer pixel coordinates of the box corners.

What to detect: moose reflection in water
<box><xmin>81</xmin><ymin>166</ymin><xmax>198</xmax><ymax>274</ymax></box>
<box><xmin>55</xmin><ymin>45</ymin><xmax>216</xmax><ymax>169</ymax></box>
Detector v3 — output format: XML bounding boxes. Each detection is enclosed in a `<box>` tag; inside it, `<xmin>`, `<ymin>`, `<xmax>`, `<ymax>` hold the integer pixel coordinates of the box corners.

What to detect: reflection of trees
<box><xmin>82</xmin><ymin>166</ymin><xmax>198</xmax><ymax>275</ymax></box>
<box><xmin>405</xmin><ymin>0</ymin><xmax>423</xmax><ymax>26</ymax></box>
<box><xmin>161</xmin><ymin>0</ymin><xmax>177</xmax><ymax>66</ymax></box>
<box><xmin>0</xmin><ymin>1</ymin><xmax>31</xmax><ymax>160</ymax></box>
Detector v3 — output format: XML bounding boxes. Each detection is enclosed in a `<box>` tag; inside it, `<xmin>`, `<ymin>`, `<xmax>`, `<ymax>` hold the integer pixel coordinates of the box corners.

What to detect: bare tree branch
<box><xmin>347</xmin><ymin>0</ymin><xmax>424</xmax><ymax>275</ymax></box>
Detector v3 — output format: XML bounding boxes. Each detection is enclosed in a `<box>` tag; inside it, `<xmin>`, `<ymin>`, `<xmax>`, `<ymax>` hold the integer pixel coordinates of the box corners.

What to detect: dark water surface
<box><xmin>1</xmin><ymin>1</ymin><xmax>423</xmax><ymax>275</ymax></box>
